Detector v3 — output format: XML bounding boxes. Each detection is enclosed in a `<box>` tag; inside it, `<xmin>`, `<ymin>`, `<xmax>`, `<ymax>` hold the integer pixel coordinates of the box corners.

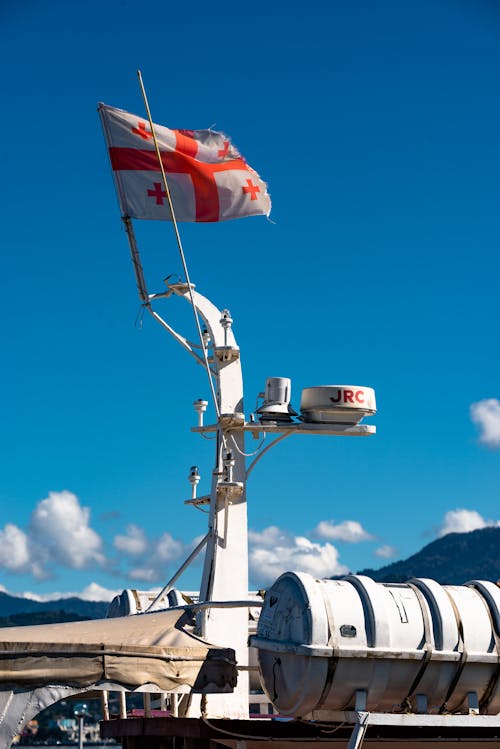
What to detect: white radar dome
<box><xmin>300</xmin><ymin>385</ymin><xmax>376</xmax><ymax>424</ymax></box>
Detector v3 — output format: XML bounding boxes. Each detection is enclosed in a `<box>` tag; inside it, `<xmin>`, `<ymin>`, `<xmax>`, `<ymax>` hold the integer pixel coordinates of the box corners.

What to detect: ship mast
<box><xmin>117</xmin><ymin>74</ymin><xmax>374</xmax><ymax>719</ymax></box>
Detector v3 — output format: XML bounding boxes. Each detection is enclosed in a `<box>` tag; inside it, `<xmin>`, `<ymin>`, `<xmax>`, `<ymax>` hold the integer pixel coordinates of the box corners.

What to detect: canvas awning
<box><xmin>0</xmin><ymin>609</ymin><xmax>236</xmax><ymax>693</ymax></box>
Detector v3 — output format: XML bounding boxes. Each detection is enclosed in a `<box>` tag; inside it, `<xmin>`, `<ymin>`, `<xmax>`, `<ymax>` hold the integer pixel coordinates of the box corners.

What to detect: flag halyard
<box><xmin>99</xmin><ymin>104</ymin><xmax>271</xmax><ymax>223</ymax></box>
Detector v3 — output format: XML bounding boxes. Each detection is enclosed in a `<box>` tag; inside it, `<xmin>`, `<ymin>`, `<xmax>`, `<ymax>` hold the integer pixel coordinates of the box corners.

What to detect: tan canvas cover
<box><xmin>0</xmin><ymin>609</ymin><xmax>236</xmax><ymax>693</ymax></box>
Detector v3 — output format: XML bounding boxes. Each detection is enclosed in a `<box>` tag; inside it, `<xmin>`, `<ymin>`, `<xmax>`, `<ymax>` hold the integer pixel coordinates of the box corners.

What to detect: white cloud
<box><xmin>156</xmin><ymin>532</ymin><xmax>184</xmax><ymax>562</ymax></box>
<box><xmin>128</xmin><ymin>567</ymin><xmax>158</xmax><ymax>582</ymax></box>
<box><xmin>21</xmin><ymin>583</ymin><xmax>119</xmax><ymax>603</ymax></box>
<box><xmin>0</xmin><ymin>523</ymin><xmax>32</xmax><ymax>573</ymax></box>
<box><xmin>248</xmin><ymin>526</ymin><xmax>289</xmax><ymax>548</ymax></box>
<box><xmin>30</xmin><ymin>491</ymin><xmax>105</xmax><ymax>569</ymax></box>
<box><xmin>375</xmin><ymin>544</ymin><xmax>397</xmax><ymax>559</ymax></box>
<box><xmin>471</xmin><ymin>399</ymin><xmax>500</xmax><ymax>448</ymax></box>
<box><xmin>79</xmin><ymin>582</ymin><xmax>119</xmax><ymax>602</ymax></box>
<box><xmin>249</xmin><ymin>525</ymin><xmax>348</xmax><ymax>586</ymax></box>
<box><xmin>0</xmin><ymin>496</ymin><xmax>192</xmax><ymax>586</ymax></box>
<box><xmin>437</xmin><ymin>508</ymin><xmax>500</xmax><ymax>537</ymax></box>
<box><xmin>0</xmin><ymin>491</ymin><xmax>189</xmax><ymax>588</ymax></box>
<box><xmin>114</xmin><ymin>524</ymin><xmax>148</xmax><ymax>556</ymax></box>
<box><xmin>113</xmin><ymin>526</ymin><xmax>187</xmax><ymax>583</ymax></box>
<box><xmin>315</xmin><ymin>519</ymin><xmax>374</xmax><ymax>543</ymax></box>
<box><xmin>0</xmin><ymin>491</ymin><xmax>105</xmax><ymax>580</ymax></box>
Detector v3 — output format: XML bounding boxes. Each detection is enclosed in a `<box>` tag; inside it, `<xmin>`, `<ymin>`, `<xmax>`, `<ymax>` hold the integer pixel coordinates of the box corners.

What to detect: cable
<box><xmin>135</xmin><ymin>305</ymin><xmax>145</xmax><ymax>329</ymax></box>
<box><xmin>230</xmin><ymin>432</ymin><xmax>266</xmax><ymax>457</ymax></box>
<box><xmin>193</xmin><ymin>505</ymin><xmax>209</xmax><ymax>514</ymax></box>
<box><xmin>201</xmin><ymin>717</ymin><xmax>350</xmax><ymax>741</ymax></box>
<box><xmin>202</xmin><ymin>717</ymin><xmax>273</xmax><ymax>741</ymax></box>
<box><xmin>297</xmin><ymin>718</ymin><xmax>347</xmax><ymax>733</ymax></box>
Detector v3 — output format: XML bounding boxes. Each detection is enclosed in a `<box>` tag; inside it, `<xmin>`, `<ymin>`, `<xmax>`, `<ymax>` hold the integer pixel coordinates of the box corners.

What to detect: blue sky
<box><xmin>1</xmin><ymin>0</ymin><xmax>499</xmax><ymax>601</ymax></box>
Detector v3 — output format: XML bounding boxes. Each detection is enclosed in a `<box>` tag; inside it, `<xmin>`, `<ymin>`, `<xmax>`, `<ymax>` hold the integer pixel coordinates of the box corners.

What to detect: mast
<box><xmin>161</xmin><ymin>282</ymin><xmax>250</xmax><ymax>719</ymax></box>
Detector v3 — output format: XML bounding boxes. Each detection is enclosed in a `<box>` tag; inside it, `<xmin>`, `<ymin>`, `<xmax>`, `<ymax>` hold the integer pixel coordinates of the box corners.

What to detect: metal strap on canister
<box><xmin>467</xmin><ymin>581</ymin><xmax>500</xmax><ymax>712</ymax></box>
<box><xmin>343</xmin><ymin>576</ymin><xmax>377</xmax><ymax>647</ymax></box>
<box><xmin>313</xmin><ymin>581</ymin><xmax>339</xmax><ymax>711</ymax></box>
<box><xmin>438</xmin><ymin>589</ymin><xmax>468</xmax><ymax>714</ymax></box>
<box><xmin>132</xmin><ymin>589</ymin><xmax>142</xmax><ymax>613</ymax></box>
<box><xmin>401</xmin><ymin>582</ymin><xmax>434</xmax><ymax>709</ymax></box>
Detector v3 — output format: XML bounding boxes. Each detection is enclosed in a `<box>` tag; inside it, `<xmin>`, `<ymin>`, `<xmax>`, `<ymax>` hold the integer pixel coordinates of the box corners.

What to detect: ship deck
<box><xmin>100</xmin><ymin>714</ymin><xmax>500</xmax><ymax>749</ymax></box>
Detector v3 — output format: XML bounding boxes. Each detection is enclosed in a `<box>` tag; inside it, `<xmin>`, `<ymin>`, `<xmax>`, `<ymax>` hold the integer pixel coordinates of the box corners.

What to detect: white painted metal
<box><xmin>300</xmin><ymin>385</ymin><xmax>376</xmax><ymax>424</ymax></box>
<box><xmin>170</xmin><ymin>283</ymin><xmax>250</xmax><ymax>719</ymax></box>
<box><xmin>192</xmin><ymin>422</ymin><xmax>376</xmax><ymax>437</ymax></box>
<box><xmin>344</xmin><ymin>710</ymin><xmax>500</xmax><ymax>726</ymax></box>
<box><xmin>252</xmin><ymin>571</ymin><xmax>500</xmax><ymax>717</ymax></box>
<box><xmin>256</xmin><ymin>377</ymin><xmax>296</xmax><ymax>421</ymax></box>
<box><xmin>317</xmin><ymin>706</ymin><xmax>500</xmax><ymax>749</ymax></box>
<box><xmin>0</xmin><ymin>687</ymin><xmax>85</xmax><ymax>749</ymax></box>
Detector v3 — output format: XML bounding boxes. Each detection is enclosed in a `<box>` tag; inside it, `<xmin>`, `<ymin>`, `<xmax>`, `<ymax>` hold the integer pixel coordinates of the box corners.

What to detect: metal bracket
<box><xmin>217</xmin><ymin>482</ymin><xmax>244</xmax><ymax>500</ymax></box>
<box><xmin>468</xmin><ymin>690</ymin><xmax>479</xmax><ymax>715</ymax></box>
<box><xmin>184</xmin><ymin>495</ymin><xmax>211</xmax><ymax>507</ymax></box>
<box><xmin>214</xmin><ymin>345</ymin><xmax>240</xmax><ymax>363</ymax></box>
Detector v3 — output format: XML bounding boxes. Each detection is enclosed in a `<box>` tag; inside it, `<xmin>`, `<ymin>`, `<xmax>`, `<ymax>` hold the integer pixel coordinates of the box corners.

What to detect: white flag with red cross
<box><xmin>99</xmin><ymin>103</ymin><xmax>271</xmax><ymax>223</ymax></box>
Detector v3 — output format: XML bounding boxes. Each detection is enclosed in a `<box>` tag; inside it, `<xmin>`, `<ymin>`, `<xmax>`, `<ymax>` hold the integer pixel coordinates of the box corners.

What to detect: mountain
<box><xmin>359</xmin><ymin>527</ymin><xmax>500</xmax><ymax>584</ymax></box>
<box><xmin>0</xmin><ymin>610</ymin><xmax>93</xmax><ymax>627</ymax></box>
<box><xmin>0</xmin><ymin>591</ymin><xmax>108</xmax><ymax>620</ymax></box>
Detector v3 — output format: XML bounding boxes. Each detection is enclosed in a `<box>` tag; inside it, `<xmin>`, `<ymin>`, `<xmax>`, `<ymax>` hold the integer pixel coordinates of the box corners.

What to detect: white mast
<box><xmin>166</xmin><ymin>283</ymin><xmax>250</xmax><ymax>719</ymax></box>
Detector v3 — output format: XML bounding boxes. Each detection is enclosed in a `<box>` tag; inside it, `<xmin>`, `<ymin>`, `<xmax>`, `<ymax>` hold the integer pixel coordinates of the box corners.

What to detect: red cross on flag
<box><xmin>99</xmin><ymin>103</ymin><xmax>271</xmax><ymax>222</ymax></box>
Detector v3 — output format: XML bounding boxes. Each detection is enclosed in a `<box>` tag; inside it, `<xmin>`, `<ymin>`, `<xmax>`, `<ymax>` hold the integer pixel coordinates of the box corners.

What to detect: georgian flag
<box><xmin>99</xmin><ymin>103</ymin><xmax>271</xmax><ymax>222</ymax></box>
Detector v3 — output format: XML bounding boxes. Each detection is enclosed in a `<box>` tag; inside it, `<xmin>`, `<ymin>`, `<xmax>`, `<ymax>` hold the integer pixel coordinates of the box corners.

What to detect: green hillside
<box><xmin>359</xmin><ymin>527</ymin><xmax>500</xmax><ymax>584</ymax></box>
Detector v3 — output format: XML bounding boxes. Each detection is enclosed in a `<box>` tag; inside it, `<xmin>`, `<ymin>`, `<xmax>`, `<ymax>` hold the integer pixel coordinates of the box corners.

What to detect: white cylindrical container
<box><xmin>251</xmin><ymin>572</ymin><xmax>500</xmax><ymax>716</ymax></box>
<box><xmin>265</xmin><ymin>377</ymin><xmax>291</xmax><ymax>405</ymax></box>
<box><xmin>256</xmin><ymin>377</ymin><xmax>296</xmax><ymax>421</ymax></box>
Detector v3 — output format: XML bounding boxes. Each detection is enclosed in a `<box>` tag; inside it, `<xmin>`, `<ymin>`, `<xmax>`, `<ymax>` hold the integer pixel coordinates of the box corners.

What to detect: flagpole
<box><xmin>137</xmin><ymin>70</ymin><xmax>221</xmax><ymax>420</ymax></box>
<box><xmin>123</xmin><ymin>216</ymin><xmax>149</xmax><ymax>303</ymax></box>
